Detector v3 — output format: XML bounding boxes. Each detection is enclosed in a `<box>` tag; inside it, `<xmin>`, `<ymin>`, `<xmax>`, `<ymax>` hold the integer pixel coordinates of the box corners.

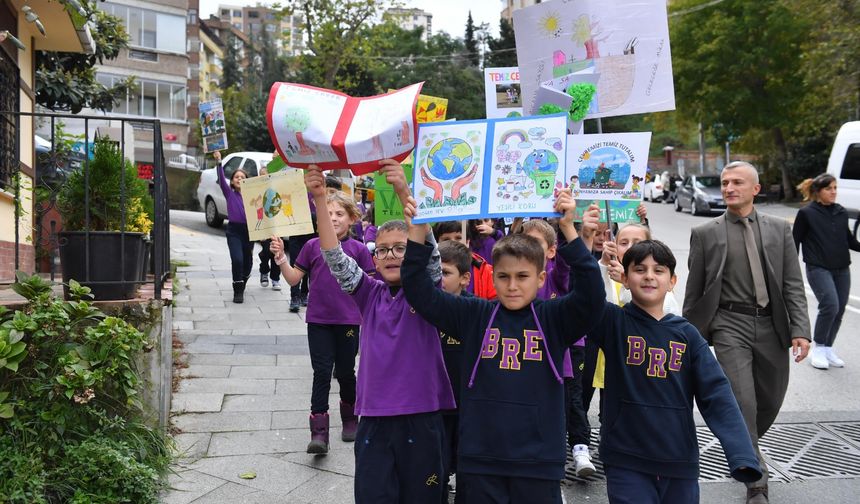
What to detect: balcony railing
<box><xmin>0</xmin><ymin>110</ymin><xmax>170</xmax><ymax>299</ymax></box>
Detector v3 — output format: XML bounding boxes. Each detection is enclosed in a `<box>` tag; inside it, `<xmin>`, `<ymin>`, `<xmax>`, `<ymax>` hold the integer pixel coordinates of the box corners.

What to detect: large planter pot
<box><xmin>59</xmin><ymin>231</ymin><xmax>147</xmax><ymax>300</ymax></box>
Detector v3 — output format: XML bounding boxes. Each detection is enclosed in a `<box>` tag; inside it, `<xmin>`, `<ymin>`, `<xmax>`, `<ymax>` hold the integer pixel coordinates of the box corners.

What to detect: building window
<box><xmin>0</xmin><ymin>52</ymin><xmax>18</xmax><ymax>189</ymax></box>
<box><xmin>248</xmin><ymin>11</ymin><xmax>259</xmax><ymax>18</ymax></box>
<box><xmin>233</xmin><ymin>10</ymin><xmax>242</xmax><ymax>17</ymax></box>
<box><xmin>221</xmin><ymin>9</ymin><xmax>229</xmax><ymax>16</ymax></box>
<box><xmin>98</xmin><ymin>73</ymin><xmax>187</xmax><ymax>121</ymax></box>
<box><xmin>101</xmin><ymin>2</ymin><xmax>186</xmax><ymax>53</ymax></box>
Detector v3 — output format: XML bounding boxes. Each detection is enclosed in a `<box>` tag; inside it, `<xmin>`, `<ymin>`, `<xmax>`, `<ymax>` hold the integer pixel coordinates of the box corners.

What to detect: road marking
<box><xmin>805</xmin><ymin>288</ymin><xmax>860</xmax><ymax>315</ymax></box>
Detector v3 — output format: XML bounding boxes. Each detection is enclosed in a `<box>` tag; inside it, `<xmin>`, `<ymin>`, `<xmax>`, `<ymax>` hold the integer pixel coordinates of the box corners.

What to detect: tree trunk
<box><xmin>772</xmin><ymin>127</ymin><xmax>794</xmax><ymax>200</ymax></box>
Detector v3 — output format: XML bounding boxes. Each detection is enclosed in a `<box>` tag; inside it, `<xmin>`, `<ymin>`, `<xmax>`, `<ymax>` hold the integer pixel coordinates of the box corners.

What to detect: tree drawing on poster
<box><xmin>285</xmin><ymin>108</ymin><xmax>314</xmax><ymax>156</ymax></box>
<box><xmin>513</xmin><ymin>0</ymin><xmax>675</xmax><ymax>119</ymax></box>
<box><xmin>487</xmin><ymin>115</ymin><xmax>568</xmax><ymax>215</ymax></box>
<box><xmin>567</xmin><ymin>132</ymin><xmax>652</xmax><ymax>201</ymax></box>
<box><xmin>413</xmin><ymin>122</ymin><xmax>486</xmax><ymax>222</ymax></box>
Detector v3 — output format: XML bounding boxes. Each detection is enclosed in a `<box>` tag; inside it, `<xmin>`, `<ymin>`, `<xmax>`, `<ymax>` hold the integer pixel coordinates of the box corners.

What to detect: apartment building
<box><xmin>384</xmin><ymin>7</ymin><xmax>433</xmax><ymax>41</ymax></box>
<box><xmin>94</xmin><ymin>0</ymin><xmax>191</xmax><ymax>163</ymax></box>
<box><xmin>501</xmin><ymin>0</ymin><xmax>541</xmax><ymax>21</ymax></box>
<box><xmin>217</xmin><ymin>3</ymin><xmax>303</xmax><ymax>56</ymax></box>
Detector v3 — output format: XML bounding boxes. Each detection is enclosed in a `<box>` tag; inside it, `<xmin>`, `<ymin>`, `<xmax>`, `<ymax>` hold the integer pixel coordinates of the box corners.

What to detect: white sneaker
<box><xmin>572</xmin><ymin>445</ymin><xmax>595</xmax><ymax>478</ymax></box>
<box><xmin>272</xmin><ymin>280</ymin><xmax>282</xmax><ymax>291</ymax></box>
<box><xmin>811</xmin><ymin>346</ymin><xmax>829</xmax><ymax>370</ymax></box>
<box><xmin>826</xmin><ymin>347</ymin><xmax>845</xmax><ymax>368</ymax></box>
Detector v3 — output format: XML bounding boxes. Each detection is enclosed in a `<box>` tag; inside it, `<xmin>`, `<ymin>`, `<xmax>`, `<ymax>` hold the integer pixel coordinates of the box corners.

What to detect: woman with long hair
<box><xmin>793</xmin><ymin>174</ymin><xmax>860</xmax><ymax>369</ymax></box>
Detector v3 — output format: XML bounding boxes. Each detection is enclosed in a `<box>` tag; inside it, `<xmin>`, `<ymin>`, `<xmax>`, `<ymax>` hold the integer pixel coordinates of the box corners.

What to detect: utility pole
<box><xmin>698</xmin><ymin>122</ymin><xmax>705</xmax><ymax>173</ymax></box>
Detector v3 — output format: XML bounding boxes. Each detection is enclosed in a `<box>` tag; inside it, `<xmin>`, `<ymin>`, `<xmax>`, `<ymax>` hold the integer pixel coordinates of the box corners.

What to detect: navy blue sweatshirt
<box><xmin>590</xmin><ymin>302</ymin><xmax>762</xmax><ymax>482</ymax></box>
<box><xmin>402</xmin><ymin>237</ymin><xmax>605</xmax><ymax>480</ymax></box>
<box><xmin>439</xmin><ymin>290</ymin><xmax>473</xmax><ymax>413</ymax></box>
<box><xmin>793</xmin><ymin>201</ymin><xmax>860</xmax><ymax>270</ymax></box>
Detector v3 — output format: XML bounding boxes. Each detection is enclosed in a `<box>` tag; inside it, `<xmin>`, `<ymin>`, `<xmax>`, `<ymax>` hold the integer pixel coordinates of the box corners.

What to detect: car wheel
<box><xmin>205</xmin><ymin>198</ymin><xmax>224</xmax><ymax>228</ymax></box>
<box><xmin>674</xmin><ymin>197</ymin><xmax>682</xmax><ymax>212</ymax></box>
<box><xmin>691</xmin><ymin>200</ymin><xmax>703</xmax><ymax>216</ymax></box>
<box><xmin>853</xmin><ymin>218</ymin><xmax>859</xmax><ymax>240</ymax></box>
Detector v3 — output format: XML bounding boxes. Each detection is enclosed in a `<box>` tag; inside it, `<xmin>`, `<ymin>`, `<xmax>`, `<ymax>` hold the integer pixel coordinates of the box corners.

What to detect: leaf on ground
<box><xmin>239</xmin><ymin>471</ymin><xmax>257</xmax><ymax>480</ymax></box>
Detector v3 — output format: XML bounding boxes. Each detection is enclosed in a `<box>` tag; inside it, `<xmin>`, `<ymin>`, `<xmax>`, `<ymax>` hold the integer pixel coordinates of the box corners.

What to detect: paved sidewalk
<box><xmin>162</xmin><ymin>210</ymin><xmax>860</xmax><ymax>504</ymax></box>
<box><xmin>162</xmin><ymin>221</ymin><xmax>354</xmax><ymax>504</ymax></box>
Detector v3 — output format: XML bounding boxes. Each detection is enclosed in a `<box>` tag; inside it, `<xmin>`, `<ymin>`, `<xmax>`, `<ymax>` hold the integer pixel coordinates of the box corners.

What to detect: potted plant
<box><xmin>56</xmin><ymin>137</ymin><xmax>154</xmax><ymax>300</ymax></box>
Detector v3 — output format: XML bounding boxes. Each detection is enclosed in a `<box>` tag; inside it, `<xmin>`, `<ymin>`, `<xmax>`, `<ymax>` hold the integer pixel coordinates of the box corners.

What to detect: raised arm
<box><xmin>306</xmin><ymin>166</ymin><xmax>363</xmax><ymax>293</ymax></box>
<box><xmin>214</xmin><ymin>151</ymin><xmax>230</xmax><ymax>196</ymax></box>
<box><xmin>554</xmin><ymin>195</ymin><xmax>606</xmax><ymax>343</ymax></box>
<box><xmin>270</xmin><ymin>235</ymin><xmax>306</xmax><ymax>286</ymax></box>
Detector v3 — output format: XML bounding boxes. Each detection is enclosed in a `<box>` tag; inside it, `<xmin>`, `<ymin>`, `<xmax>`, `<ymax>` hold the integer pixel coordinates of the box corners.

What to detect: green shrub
<box><xmin>0</xmin><ymin>272</ymin><xmax>171</xmax><ymax>503</ymax></box>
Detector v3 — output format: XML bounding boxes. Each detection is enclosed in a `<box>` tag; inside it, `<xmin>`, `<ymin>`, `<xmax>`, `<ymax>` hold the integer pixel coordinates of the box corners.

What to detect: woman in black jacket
<box><xmin>793</xmin><ymin>174</ymin><xmax>860</xmax><ymax>370</ymax></box>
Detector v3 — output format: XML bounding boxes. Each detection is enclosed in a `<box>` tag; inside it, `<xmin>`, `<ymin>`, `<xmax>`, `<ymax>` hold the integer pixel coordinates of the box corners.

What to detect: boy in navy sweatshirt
<box><xmin>401</xmin><ymin>190</ymin><xmax>605</xmax><ymax>503</ymax></box>
<box><xmin>590</xmin><ymin>239</ymin><xmax>762</xmax><ymax>503</ymax></box>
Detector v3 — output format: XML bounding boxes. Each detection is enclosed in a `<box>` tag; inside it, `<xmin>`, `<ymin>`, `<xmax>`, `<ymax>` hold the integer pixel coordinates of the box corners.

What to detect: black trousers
<box><xmin>457</xmin><ymin>473</ymin><xmax>562</xmax><ymax>504</ymax></box>
<box><xmin>225</xmin><ymin>222</ymin><xmax>253</xmax><ymax>283</ymax></box>
<box><xmin>258</xmin><ymin>238</ymin><xmax>286</xmax><ymax>281</ymax></box>
<box><xmin>581</xmin><ymin>336</ymin><xmax>604</xmax><ymax>443</ymax></box>
<box><xmin>565</xmin><ymin>346</ymin><xmax>590</xmax><ymax>448</ymax></box>
<box><xmin>307</xmin><ymin>323</ymin><xmax>358</xmax><ymax>414</ymax></box>
<box><xmin>441</xmin><ymin>413</ymin><xmax>464</xmax><ymax>503</ymax></box>
<box><xmin>354</xmin><ymin>412</ymin><xmax>445</xmax><ymax>504</ymax></box>
<box><xmin>289</xmin><ymin>232</ymin><xmax>315</xmax><ymax>299</ymax></box>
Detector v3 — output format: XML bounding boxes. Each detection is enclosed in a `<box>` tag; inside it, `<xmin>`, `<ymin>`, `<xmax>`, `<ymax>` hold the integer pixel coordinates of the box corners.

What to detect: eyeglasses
<box><xmin>373</xmin><ymin>244</ymin><xmax>407</xmax><ymax>259</ymax></box>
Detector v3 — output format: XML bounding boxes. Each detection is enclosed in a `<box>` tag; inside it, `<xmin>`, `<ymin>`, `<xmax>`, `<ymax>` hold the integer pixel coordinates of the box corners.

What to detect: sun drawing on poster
<box><xmin>539</xmin><ymin>12</ymin><xmax>562</xmax><ymax>38</ymax></box>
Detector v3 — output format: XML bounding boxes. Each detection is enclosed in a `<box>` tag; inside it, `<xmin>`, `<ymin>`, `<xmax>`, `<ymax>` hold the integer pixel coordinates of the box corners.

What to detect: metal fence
<box><xmin>0</xmin><ymin>110</ymin><xmax>170</xmax><ymax>300</ymax></box>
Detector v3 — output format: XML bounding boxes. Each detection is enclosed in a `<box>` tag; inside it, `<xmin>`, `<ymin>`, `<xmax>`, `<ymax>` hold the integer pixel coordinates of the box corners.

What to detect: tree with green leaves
<box><xmin>670</xmin><ymin>0</ymin><xmax>809</xmax><ymax>198</ymax></box>
<box><xmin>36</xmin><ymin>9</ymin><xmax>135</xmax><ymax>113</ymax></box>
<box><xmin>221</xmin><ymin>34</ymin><xmax>243</xmax><ymax>90</ymax></box>
<box><xmin>486</xmin><ymin>18</ymin><xmax>517</xmax><ymax>68</ymax></box>
<box><xmin>464</xmin><ymin>11</ymin><xmax>479</xmax><ymax>67</ymax></box>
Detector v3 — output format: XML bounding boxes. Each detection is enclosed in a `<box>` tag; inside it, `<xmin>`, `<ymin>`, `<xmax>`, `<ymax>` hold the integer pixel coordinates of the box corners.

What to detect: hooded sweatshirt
<box><xmin>590</xmin><ymin>302</ymin><xmax>762</xmax><ymax>482</ymax></box>
<box><xmin>401</xmin><ymin>237</ymin><xmax>605</xmax><ymax>480</ymax></box>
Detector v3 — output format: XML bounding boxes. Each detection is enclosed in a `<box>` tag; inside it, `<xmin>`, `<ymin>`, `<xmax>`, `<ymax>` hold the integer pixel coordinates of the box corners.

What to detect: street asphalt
<box><xmin>161</xmin><ymin>203</ymin><xmax>860</xmax><ymax>504</ymax></box>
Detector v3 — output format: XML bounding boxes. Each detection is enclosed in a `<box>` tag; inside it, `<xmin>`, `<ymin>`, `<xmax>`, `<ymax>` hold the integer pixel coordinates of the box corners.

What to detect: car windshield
<box><xmin>696</xmin><ymin>176</ymin><xmax>721</xmax><ymax>189</ymax></box>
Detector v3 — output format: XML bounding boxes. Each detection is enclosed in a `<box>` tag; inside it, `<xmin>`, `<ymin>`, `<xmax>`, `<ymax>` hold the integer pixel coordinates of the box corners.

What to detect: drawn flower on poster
<box><xmin>492</xmin><ymin>128</ymin><xmax>565</xmax><ymax>203</ymax></box>
<box><xmin>417</xmin><ymin>135</ymin><xmax>480</xmax><ymax>209</ymax></box>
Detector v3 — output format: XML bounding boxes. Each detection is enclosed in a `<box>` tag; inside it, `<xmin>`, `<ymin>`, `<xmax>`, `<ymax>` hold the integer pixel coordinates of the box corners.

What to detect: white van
<box><xmin>827</xmin><ymin>121</ymin><xmax>860</xmax><ymax>238</ymax></box>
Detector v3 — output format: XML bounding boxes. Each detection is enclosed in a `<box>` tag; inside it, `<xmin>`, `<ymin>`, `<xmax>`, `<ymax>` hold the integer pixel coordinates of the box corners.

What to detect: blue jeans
<box><xmin>806</xmin><ymin>265</ymin><xmax>851</xmax><ymax>346</ymax></box>
<box><xmin>225</xmin><ymin>222</ymin><xmax>253</xmax><ymax>283</ymax></box>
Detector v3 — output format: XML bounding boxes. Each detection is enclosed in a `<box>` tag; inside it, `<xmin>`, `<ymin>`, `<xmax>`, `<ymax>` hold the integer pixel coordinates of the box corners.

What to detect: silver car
<box><xmin>196</xmin><ymin>152</ymin><xmax>273</xmax><ymax>227</ymax></box>
<box><xmin>673</xmin><ymin>175</ymin><xmax>726</xmax><ymax>216</ymax></box>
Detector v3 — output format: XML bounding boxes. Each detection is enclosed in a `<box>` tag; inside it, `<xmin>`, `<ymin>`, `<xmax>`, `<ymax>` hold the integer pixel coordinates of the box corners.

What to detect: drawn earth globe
<box><xmin>428</xmin><ymin>138</ymin><xmax>472</xmax><ymax>181</ymax></box>
<box><xmin>263</xmin><ymin>188</ymin><xmax>282</xmax><ymax>218</ymax></box>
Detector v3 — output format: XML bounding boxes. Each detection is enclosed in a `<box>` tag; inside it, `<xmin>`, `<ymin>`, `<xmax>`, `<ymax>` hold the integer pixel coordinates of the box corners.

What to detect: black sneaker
<box><xmin>300</xmin><ymin>293</ymin><xmax>309</xmax><ymax>307</ymax></box>
<box><xmin>260</xmin><ymin>273</ymin><xmax>269</xmax><ymax>287</ymax></box>
<box><xmin>289</xmin><ymin>298</ymin><xmax>300</xmax><ymax>313</ymax></box>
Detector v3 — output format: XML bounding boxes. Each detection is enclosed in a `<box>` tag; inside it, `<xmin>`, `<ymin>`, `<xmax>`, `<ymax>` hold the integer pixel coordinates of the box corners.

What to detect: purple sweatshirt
<box><xmin>322</xmin><ymin>233</ymin><xmax>455</xmax><ymax>417</ymax></box>
<box><xmin>471</xmin><ymin>229</ymin><xmax>504</xmax><ymax>266</ymax></box>
<box><xmin>295</xmin><ymin>237</ymin><xmax>375</xmax><ymax>325</ymax></box>
<box><xmin>216</xmin><ymin>163</ymin><xmax>246</xmax><ymax>224</ymax></box>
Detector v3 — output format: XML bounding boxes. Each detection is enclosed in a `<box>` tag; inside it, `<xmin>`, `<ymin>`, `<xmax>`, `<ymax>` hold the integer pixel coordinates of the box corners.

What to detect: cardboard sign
<box><xmin>568</xmin><ymin>132</ymin><xmax>652</xmax><ymax>201</ymax></box>
<box><xmin>484</xmin><ymin>67</ymin><xmax>524</xmax><ymax>119</ymax></box>
<box><xmin>374</xmin><ymin>157</ymin><xmax>414</xmax><ymax>225</ymax></box>
<box><xmin>200</xmin><ymin>99</ymin><xmax>228</xmax><ymax>153</ymax></box>
<box><xmin>241</xmin><ymin>168</ymin><xmax>315</xmax><ymax>241</ymax></box>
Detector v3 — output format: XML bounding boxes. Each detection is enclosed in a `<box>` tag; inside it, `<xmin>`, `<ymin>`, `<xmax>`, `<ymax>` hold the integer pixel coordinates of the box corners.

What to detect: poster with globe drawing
<box><xmin>240</xmin><ymin>168</ymin><xmax>315</xmax><ymax>241</ymax></box>
<box><xmin>486</xmin><ymin>114</ymin><xmax>568</xmax><ymax>216</ymax></box>
<box><xmin>411</xmin><ymin>122</ymin><xmax>487</xmax><ymax>223</ymax></box>
<box><xmin>513</xmin><ymin>0</ymin><xmax>675</xmax><ymax>119</ymax></box>
<box><xmin>410</xmin><ymin>113</ymin><xmax>568</xmax><ymax>224</ymax></box>
<box><xmin>567</xmin><ymin>132</ymin><xmax>652</xmax><ymax>201</ymax></box>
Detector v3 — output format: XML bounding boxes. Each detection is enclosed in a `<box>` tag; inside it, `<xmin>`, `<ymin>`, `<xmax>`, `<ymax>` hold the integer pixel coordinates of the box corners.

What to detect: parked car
<box><xmin>826</xmin><ymin>121</ymin><xmax>860</xmax><ymax>238</ymax></box>
<box><xmin>167</xmin><ymin>153</ymin><xmax>200</xmax><ymax>171</ymax></box>
<box><xmin>673</xmin><ymin>174</ymin><xmax>726</xmax><ymax>216</ymax></box>
<box><xmin>643</xmin><ymin>179</ymin><xmax>664</xmax><ymax>202</ymax></box>
<box><xmin>197</xmin><ymin>152</ymin><xmax>273</xmax><ymax>227</ymax></box>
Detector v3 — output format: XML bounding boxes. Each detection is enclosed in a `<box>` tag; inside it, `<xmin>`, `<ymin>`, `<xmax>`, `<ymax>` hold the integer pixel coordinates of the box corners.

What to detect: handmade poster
<box><xmin>484</xmin><ymin>67</ymin><xmax>523</xmax><ymax>119</ymax></box>
<box><xmin>568</xmin><ymin>132</ymin><xmax>652</xmax><ymax>201</ymax></box>
<box><xmin>374</xmin><ymin>156</ymin><xmax>414</xmax><ymax>225</ymax></box>
<box><xmin>513</xmin><ymin>0</ymin><xmax>675</xmax><ymax>119</ymax></box>
<box><xmin>572</xmin><ymin>200</ymin><xmax>642</xmax><ymax>223</ymax></box>
<box><xmin>240</xmin><ymin>168</ymin><xmax>314</xmax><ymax>241</ymax></box>
<box><xmin>267</xmin><ymin>82</ymin><xmax>422</xmax><ymax>175</ymax></box>
<box><xmin>200</xmin><ymin>99</ymin><xmax>228</xmax><ymax>153</ymax></box>
<box><xmin>411</xmin><ymin>113</ymin><xmax>568</xmax><ymax>224</ymax></box>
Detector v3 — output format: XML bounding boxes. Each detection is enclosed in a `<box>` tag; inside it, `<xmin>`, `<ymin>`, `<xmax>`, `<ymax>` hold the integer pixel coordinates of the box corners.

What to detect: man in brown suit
<box><xmin>684</xmin><ymin>162</ymin><xmax>810</xmax><ymax>504</ymax></box>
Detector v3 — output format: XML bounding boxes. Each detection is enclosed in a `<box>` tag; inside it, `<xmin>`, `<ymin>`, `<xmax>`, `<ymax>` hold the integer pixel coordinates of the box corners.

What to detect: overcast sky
<box><xmin>198</xmin><ymin>0</ymin><xmax>503</xmax><ymax>38</ymax></box>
